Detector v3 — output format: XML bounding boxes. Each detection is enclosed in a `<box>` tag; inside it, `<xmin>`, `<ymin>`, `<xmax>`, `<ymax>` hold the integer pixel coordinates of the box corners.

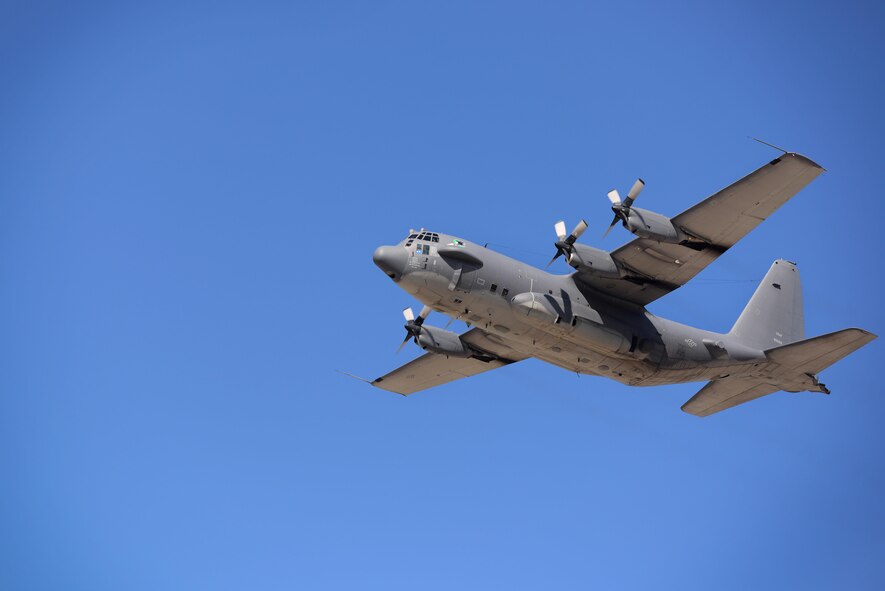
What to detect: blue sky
<box><xmin>2</xmin><ymin>1</ymin><xmax>884</xmax><ymax>589</ymax></box>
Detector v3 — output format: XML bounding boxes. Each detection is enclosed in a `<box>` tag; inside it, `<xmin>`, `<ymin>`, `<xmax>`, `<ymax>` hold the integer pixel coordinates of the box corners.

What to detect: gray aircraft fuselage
<box><xmin>373</xmin><ymin>232</ymin><xmax>821</xmax><ymax>393</ymax></box>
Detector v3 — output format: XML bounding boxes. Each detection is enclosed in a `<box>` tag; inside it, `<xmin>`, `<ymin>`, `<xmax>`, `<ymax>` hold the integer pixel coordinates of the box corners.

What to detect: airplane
<box><xmin>361</xmin><ymin>150</ymin><xmax>877</xmax><ymax>417</ymax></box>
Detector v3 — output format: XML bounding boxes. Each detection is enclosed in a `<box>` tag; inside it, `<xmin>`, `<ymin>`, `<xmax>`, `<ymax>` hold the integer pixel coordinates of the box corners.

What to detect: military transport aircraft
<box><xmin>360</xmin><ymin>151</ymin><xmax>876</xmax><ymax>416</ymax></box>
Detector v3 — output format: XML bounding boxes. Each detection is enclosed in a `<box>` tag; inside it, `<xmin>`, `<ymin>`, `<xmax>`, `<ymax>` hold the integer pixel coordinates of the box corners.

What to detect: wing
<box><xmin>576</xmin><ymin>153</ymin><xmax>825</xmax><ymax>306</ymax></box>
<box><xmin>371</xmin><ymin>328</ymin><xmax>528</xmax><ymax>395</ymax></box>
<box><xmin>681</xmin><ymin>378</ymin><xmax>780</xmax><ymax>417</ymax></box>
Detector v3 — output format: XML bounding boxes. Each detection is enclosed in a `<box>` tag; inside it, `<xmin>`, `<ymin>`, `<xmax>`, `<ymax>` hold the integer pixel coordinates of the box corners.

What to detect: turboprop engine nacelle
<box><xmin>416</xmin><ymin>325</ymin><xmax>471</xmax><ymax>357</ymax></box>
<box><xmin>622</xmin><ymin>207</ymin><xmax>688</xmax><ymax>243</ymax></box>
<box><xmin>567</xmin><ymin>244</ymin><xmax>621</xmax><ymax>278</ymax></box>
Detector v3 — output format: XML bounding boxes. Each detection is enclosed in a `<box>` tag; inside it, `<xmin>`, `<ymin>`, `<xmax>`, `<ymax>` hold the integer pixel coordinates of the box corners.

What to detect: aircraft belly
<box><xmin>493</xmin><ymin>324</ymin><xmax>661</xmax><ymax>385</ymax></box>
<box><xmin>403</xmin><ymin>281</ymin><xmax>776</xmax><ymax>390</ymax></box>
<box><xmin>639</xmin><ymin>358</ymin><xmax>767</xmax><ymax>387</ymax></box>
<box><xmin>407</xmin><ymin>276</ymin><xmax>667</xmax><ymax>386</ymax></box>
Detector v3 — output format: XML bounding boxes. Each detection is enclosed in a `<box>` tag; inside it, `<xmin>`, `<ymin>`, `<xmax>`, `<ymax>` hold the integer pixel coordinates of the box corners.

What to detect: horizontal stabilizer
<box><xmin>683</xmin><ymin>328</ymin><xmax>877</xmax><ymax>417</ymax></box>
<box><xmin>765</xmin><ymin>328</ymin><xmax>877</xmax><ymax>374</ymax></box>
<box><xmin>681</xmin><ymin>379</ymin><xmax>780</xmax><ymax>417</ymax></box>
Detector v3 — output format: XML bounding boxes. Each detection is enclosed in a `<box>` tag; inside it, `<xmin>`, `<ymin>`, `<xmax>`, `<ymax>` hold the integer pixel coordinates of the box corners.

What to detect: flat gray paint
<box><xmin>366</xmin><ymin>153</ymin><xmax>876</xmax><ymax>416</ymax></box>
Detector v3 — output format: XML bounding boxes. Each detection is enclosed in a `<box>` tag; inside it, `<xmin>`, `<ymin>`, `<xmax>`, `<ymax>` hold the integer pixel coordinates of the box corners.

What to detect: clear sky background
<box><xmin>2</xmin><ymin>1</ymin><xmax>884</xmax><ymax>589</ymax></box>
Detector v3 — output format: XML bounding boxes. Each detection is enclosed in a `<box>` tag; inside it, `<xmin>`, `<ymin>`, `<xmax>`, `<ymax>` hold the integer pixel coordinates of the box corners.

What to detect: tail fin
<box><xmin>729</xmin><ymin>259</ymin><xmax>803</xmax><ymax>350</ymax></box>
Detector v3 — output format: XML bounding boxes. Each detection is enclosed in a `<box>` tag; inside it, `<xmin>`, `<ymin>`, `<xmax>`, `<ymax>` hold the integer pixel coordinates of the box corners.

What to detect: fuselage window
<box><xmin>501</xmin><ymin>288</ymin><xmax>509</xmax><ymax>297</ymax></box>
<box><xmin>490</xmin><ymin>284</ymin><xmax>497</xmax><ymax>293</ymax></box>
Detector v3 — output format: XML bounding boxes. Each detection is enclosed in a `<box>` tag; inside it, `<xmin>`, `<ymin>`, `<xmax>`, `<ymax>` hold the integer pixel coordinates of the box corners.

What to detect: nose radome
<box><xmin>373</xmin><ymin>245</ymin><xmax>408</xmax><ymax>280</ymax></box>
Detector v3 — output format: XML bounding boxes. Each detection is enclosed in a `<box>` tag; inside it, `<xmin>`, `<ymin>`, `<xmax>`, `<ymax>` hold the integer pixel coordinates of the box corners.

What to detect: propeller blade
<box><xmin>554</xmin><ymin>220</ymin><xmax>567</xmax><ymax>242</ymax></box>
<box><xmin>399</xmin><ymin>305</ymin><xmax>430</xmax><ymax>352</ymax></box>
<box><xmin>549</xmin><ymin>219</ymin><xmax>588</xmax><ymax>268</ymax></box>
<box><xmin>623</xmin><ymin>178</ymin><xmax>645</xmax><ymax>207</ymax></box>
<box><xmin>607</xmin><ymin>189</ymin><xmax>621</xmax><ymax>205</ymax></box>
<box><xmin>444</xmin><ymin>315</ymin><xmax>456</xmax><ymax>328</ymax></box>
<box><xmin>546</xmin><ymin>250</ymin><xmax>563</xmax><ymax>269</ymax></box>
<box><xmin>603</xmin><ymin>214</ymin><xmax>620</xmax><ymax>238</ymax></box>
<box><xmin>570</xmin><ymin>219</ymin><xmax>588</xmax><ymax>242</ymax></box>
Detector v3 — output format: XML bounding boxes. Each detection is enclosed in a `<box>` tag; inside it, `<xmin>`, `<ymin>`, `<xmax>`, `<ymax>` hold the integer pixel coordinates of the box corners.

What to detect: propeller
<box><xmin>546</xmin><ymin>219</ymin><xmax>588</xmax><ymax>268</ymax></box>
<box><xmin>603</xmin><ymin>178</ymin><xmax>645</xmax><ymax>238</ymax></box>
<box><xmin>397</xmin><ymin>305</ymin><xmax>431</xmax><ymax>352</ymax></box>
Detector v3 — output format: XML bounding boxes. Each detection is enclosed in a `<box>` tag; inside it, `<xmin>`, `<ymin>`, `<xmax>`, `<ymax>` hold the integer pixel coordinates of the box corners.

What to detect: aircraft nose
<box><xmin>373</xmin><ymin>245</ymin><xmax>408</xmax><ymax>280</ymax></box>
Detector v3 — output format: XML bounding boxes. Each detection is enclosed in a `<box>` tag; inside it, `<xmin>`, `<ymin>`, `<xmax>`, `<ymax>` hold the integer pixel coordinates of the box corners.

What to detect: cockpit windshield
<box><xmin>404</xmin><ymin>231</ymin><xmax>440</xmax><ymax>246</ymax></box>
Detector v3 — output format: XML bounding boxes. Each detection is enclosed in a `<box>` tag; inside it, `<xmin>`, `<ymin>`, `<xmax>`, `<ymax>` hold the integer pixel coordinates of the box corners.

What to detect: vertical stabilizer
<box><xmin>729</xmin><ymin>259</ymin><xmax>804</xmax><ymax>350</ymax></box>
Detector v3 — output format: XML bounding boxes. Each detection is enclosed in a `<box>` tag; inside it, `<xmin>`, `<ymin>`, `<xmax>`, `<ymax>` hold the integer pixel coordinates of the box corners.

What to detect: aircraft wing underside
<box><xmin>371</xmin><ymin>328</ymin><xmax>529</xmax><ymax>395</ymax></box>
<box><xmin>576</xmin><ymin>153</ymin><xmax>825</xmax><ymax>306</ymax></box>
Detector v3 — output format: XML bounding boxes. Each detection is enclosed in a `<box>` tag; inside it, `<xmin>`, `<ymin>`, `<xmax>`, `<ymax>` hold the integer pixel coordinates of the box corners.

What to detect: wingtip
<box><xmin>748</xmin><ymin>138</ymin><xmax>826</xmax><ymax>171</ymax></box>
<box><xmin>784</xmin><ymin>151</ymin><xmax>826</xmax><ymax>172</ymax></box>
<box><xmin>680</xmin><ymin>403</ymin><xmax>708</xmax><ymax>418</ymax></box>
<box><xmin>851</xmin><ymin>328</ymin><xmax>878</xmax><ymax>341</ymax></box>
